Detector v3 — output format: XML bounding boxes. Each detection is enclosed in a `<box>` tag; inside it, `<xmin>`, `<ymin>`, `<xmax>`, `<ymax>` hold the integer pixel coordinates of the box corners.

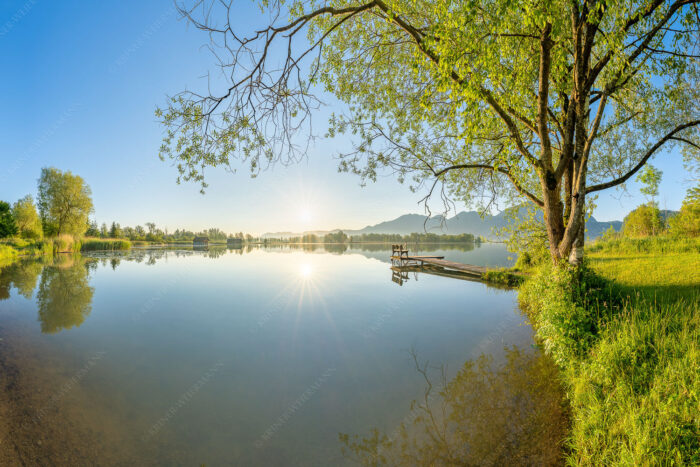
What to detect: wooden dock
<box><xmin>390</xmin><ymin>243</ymin><xmax>490</xmax><ymax>278</ymax></box>
<box><xmin>390</xmin><ymin>255</ymin><xmax>488</xmax><ymax>276</ymax></box>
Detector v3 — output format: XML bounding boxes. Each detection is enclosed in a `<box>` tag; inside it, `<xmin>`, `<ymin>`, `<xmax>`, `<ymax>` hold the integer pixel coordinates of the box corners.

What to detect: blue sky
<box><xmin>0</xmin><ymin>1</ymin><xmax>694</xmax><ymax>235</ymax></box>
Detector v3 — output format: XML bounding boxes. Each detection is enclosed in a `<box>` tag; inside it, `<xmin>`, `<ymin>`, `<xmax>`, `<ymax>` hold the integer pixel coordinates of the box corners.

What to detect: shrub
<box><xmin>668</xmin><ymin>186</ymin><xmax>699</xmax><ymax>237</ymax></box>
<box><xmin>482</xmin><ymin>268</ymin><xmax>525</xmax><ymax>287</ymax></box>
<box><xmin>503</xmin><ymin>206</ymin><xmax>551</xmax><ymax>268</ymax></box>
<box><xmin>145</xmin><ymin>233</ymin><xmax>163</xmax><ymax>243</ymax></box>
<box><xmin>12</xmin><ymin>195</ymin><xmax>43</xmax><ymax>240</ymax></box>
<box><xmin>623</xmin><ymin>204</ymin><xmax>665</xmax><ymax>237</ymax></box>
<box><xmin>38</xmin><ymin>239</ymin><xmax>55</xmax><ymax>256</ymax></box>
<box><xmin>0</xmin><ymin>201</ymin><xmax>18</xmax><ymax>238</ymax></box>
<box><xmin>52</xmin><ymin>234</ymin><xmax>78</xmax><ymax>253</ymax></box>
<box><xmin>519</xmin><ymin>264</ymin><xmax>616</xmax><ymax>366</ymax></box>
<box><xmin>0</xmin><ymin>244</ymin><xmax>18</xmax><ymax>264</ymax></box>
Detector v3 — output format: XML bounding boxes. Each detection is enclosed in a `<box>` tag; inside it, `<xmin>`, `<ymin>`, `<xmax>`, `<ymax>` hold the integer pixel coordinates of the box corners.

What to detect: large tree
<box><xmin>12</xmin><ymin>195</ymin><xmax>43</xmax><ymax>240</ymax></box>
<box><xmin>37</xmin><ymin>168</ymin><xmax>94</xmax><ymax>237</ymax></box>
<box><xmin>158</xmin><ymin>0</ymin><xmax>700</xmax><ymax>263</ymax></box>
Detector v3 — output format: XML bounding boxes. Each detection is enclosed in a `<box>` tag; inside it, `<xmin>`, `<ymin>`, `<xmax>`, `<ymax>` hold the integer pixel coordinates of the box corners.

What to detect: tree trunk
<box><xmin>542</xmin><ymin>175</ymin><xmax>565</xmax><ymax>263</ymax></box>
<box><xmin>567</xmin><ymin>208</ymin><xmax>585</xmax><ymax>265</ymax></box>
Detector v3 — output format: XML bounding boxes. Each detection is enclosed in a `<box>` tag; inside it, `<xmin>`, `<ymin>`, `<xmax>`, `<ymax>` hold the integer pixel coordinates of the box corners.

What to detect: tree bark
<box><xmin>542</xmin><ymin>172</ymin><xmax>565</xmax><ymax>262</ymax></box>
<box><xmin>567</xmin><ymin>201</ymin><xmax>585</xmax><ymax>265</ymax></box>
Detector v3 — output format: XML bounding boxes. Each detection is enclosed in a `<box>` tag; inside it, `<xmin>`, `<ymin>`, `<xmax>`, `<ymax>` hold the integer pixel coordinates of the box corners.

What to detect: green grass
<box><xmin>519</xmin><ymin>236</ymin><xmax>699</xmax><ymax>465</ymax></box>
<box><xmin>1</xmin><ymin>237</ymin><xmax>54</xmax><ymax>258</ymax></box>
<box><xmin>587</xmin><ymin>235</ymin><xmax>700</xmax><ymax>255</ymax></box>
<box><xmin>587</xmin><ymin>236</ymin><xmax>699</xmax><ymax>302</ymax></box>
<box><xmin>567</xmin><ymin>297</ymin><xmax>698</xmax><ymax>465</ymax></box>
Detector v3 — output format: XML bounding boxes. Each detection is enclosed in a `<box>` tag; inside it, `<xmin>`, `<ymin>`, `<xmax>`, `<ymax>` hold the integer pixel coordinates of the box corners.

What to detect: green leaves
<box><xmin>160</xmin><ymin>0</ymin><xmax>699</xmax><ymax>260</ymax></box>
<box><xmin>37</xmin><ymin>168</ymin><xmax>93</xmax><ymax>237</ymax></box>
<box><xmin>0</xmin><ymin>201</ymin><xmax>18</xmax><ymax>239</ymax></box>
<box><xmin>636</xmin><ymin>164</ymin><xmax>663</xmax><ymax>202</ymax></box>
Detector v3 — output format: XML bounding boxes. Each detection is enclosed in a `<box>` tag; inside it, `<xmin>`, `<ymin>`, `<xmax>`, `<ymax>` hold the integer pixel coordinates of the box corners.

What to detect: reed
<box><xmin>80</xmin><ymin>237</ymin><xmax>132</xmax><ymax>251</ymax></box>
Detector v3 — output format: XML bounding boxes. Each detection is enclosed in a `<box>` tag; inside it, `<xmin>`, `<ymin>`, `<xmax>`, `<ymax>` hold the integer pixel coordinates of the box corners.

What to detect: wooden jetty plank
<box><xmin>390</xmin><ymin>255</ymin><xmax>445</xmax><ymax>260</ymax></box>
<box><xmin>391</xmin><ymin>254</ymin><xmax>488</xmax><ymax>276</ymax></box>
<box><xmin>390</xmin><ymin>248</ymin><xmax>527</xmax><ymax>283</ymax></box>
<box><xmin>419</xmin><ymin>258</ymin><xmax>487</xmax><ymax>275</ymax></box>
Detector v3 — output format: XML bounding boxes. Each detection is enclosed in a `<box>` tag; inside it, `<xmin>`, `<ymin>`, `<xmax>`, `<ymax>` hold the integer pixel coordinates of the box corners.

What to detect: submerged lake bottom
<box><xmin>0</xmin><ymin>244</ymin><xmax>567</xmax><ymax>465</ymax></box>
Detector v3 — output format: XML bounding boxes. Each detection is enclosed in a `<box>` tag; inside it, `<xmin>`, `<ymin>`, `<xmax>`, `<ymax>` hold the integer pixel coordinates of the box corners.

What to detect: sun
<box><xmin>300</xmin><ymin>207</ymin><xmax>313</xmax><ymax>224</ymax></box>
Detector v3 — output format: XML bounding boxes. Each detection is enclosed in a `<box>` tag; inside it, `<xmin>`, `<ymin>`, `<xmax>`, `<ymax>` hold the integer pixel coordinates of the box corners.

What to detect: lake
<box><xmin>0</xmin><ymin>244</ymin><xmax>566</xmax><ymax>465</ymax></box>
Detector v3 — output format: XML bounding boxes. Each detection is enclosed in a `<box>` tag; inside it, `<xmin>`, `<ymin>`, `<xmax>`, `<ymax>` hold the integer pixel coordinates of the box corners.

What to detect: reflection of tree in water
<box><xmin>0</xmin><ymin>260</ymin><xmax>45</xmax><ymax>300</ymax></box>
<box><xmin>228</xmin><ymin>245</ymin><xmax>244</xmax><ymax>255</ymax></box>
<box><xmin>205</xmin><ymin>247</ymin><xmax>228</xmax><ymax>258</ymax></box>
<box><xmin>84</xmin><ymin>247</ymin><xmax>238</xmax><ymax>267</ymax></box>
<box><xmin>324</xmin><ymin>244</ymin><xmax>348</xmax><ymax>254</ymax></box>
<box><xmin>341</xmin><ymin>347</ymin><xmax>569</xmax><ymax>466</ymax></box>
<box><xmin>37</xmin><ymin>258</ymin><xmax>95</xmax><ymax>334</ymax></box>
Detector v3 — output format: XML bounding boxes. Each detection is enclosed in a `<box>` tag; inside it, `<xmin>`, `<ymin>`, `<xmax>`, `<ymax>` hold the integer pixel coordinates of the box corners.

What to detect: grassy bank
<box><xmin>1</xmin><ymin>237</ymin><xmax>58</xmax><ymax>258</ymax></box>
<box><xmin>0</xmin><ymin>244</ymin><xmax>18</xmax><ymax>267</ymax></box>
<box><xmin>0</xmin><ymin>236</ymin><xmax>132</xmax><ymax>262</ymax></box>
<box><xmin>482</xmin><ymin>268</ymin><xmax>526</xmax><ymax>287</ymax></box>
<box><xmin>519</xmin><ymin>237</ymin><xmax>699</xmax><ymax>464</ymax></box>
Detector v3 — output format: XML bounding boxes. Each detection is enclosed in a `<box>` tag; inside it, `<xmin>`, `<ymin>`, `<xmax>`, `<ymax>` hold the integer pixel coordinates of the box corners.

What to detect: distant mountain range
<box><xmin>262</xmin><ymin>210</ymin><xmax>626</xmax><ymax>240</ymax></box>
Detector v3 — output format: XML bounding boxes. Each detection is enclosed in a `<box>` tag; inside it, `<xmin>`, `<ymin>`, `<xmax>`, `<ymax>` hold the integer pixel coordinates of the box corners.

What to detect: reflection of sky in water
<box><xmin>0</xmin><ymin>245</ymin><xmax>537</xmax><ymax>466</ymax></box>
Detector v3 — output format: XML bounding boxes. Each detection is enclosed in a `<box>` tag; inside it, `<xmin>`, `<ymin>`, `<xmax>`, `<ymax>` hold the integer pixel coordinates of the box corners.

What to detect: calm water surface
<box><xmin>0</xmin><ymin>244</ymin><xmax>563</xmax><ymax>465</ymax></box>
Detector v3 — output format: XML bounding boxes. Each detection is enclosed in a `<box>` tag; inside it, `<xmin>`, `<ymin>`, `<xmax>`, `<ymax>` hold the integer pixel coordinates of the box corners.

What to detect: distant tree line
<box><xmin>0</xmin><ymin>167</ymin><xmax>258</xmax><ymax>244</ymax></box>
<box><xmin>262</xmin><ymin>231</ymin><xmax>482</xmax><ymax>245</ymax></box>
<box><xmin>85</xmin><ymin>221</ymin><xmax>256</xmax><ymax>243</ymax></box>
<box><xmin>349</xmin><ymin>232</ymin><xmax>480</xmax><ymax>244</ymax></box>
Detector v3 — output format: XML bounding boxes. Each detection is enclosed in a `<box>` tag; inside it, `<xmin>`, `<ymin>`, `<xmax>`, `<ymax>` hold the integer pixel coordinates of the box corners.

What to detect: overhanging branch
<box><xmin>586</xmin><ymin>119</ymin><xmax>700</xmax><ymax>194</ymax></box>
<box><xmin>429</xmin><ymin>163</ymin><xmax>544</xmax><ymax>207</ymax></box>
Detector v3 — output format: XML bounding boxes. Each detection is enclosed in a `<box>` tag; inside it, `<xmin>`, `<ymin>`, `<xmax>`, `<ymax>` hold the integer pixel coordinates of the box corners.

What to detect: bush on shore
<box><xmin>519</xmin><ymin>263</ymin><xmax>616</xmax><ymax>366</ymax></box>
<box><xmin>0</xmin><ymin>244</ymin><xmax>18</xmax><ymax>265</ymax></box>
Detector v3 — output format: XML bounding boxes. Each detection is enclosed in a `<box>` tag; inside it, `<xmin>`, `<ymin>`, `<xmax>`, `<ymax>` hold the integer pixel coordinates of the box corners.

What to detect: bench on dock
<box><xmin>391</xmin><ymin>243</ymin><xmax>409</xmax><ymax>259</ymax></box>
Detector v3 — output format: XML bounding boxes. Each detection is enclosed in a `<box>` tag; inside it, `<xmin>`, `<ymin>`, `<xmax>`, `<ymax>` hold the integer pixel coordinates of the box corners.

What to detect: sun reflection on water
<box><xmin>299</xmin><ymin>263</ymin><xmax>313</xmax><ymax>279</ymax></box>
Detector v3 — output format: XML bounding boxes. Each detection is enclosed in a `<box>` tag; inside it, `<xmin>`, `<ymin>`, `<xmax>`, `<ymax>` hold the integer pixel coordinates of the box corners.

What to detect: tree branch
<box><xmin>537</xmin><ymin>23</ymin><xmax>554</xmax><ymax>169</ymax></box>
<box><xmin>586</xmin><ymin>119</ymin><xmax>700</xmax><ymax>193</ymax></box>
<box><xmin>430</xmin><ymin>163</ymin><xmax>544</xmax><ymax>207</ymax></box>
